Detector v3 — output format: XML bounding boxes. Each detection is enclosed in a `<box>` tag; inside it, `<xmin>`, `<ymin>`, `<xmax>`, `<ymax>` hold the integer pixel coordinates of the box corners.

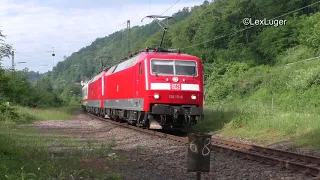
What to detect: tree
<box><xmin>0</xmin><ymin>30</ymin><xmax>12</xmax><ymax>61</ymax></box>
<box><xmin>0</xmin><ymin>29</ymin><xmax>12</xmax><ymax>104</ymax></box>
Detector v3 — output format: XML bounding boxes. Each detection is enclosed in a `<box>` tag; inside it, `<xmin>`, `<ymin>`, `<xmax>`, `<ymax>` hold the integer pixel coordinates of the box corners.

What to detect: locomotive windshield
<box><xmin>151</xmin><ymin>59</ymin><xmax>197</xmax><ymax>76</ymax></box>
<box><xmin>151</xmin><ymin>60</ymin><xmax>174</xmax><ymax>75</ymax></box>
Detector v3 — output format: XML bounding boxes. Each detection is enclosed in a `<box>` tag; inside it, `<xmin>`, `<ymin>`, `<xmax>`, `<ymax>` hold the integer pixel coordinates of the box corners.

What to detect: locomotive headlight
<box><xmin>154</xmin><ymin>93</ymin><xmax>160</xmax><ymax>99</ymax></box>
<box><xmin>172</xmin><ymin>76</ymin><xmax>179</xmax><ymax>82</ymax></box>
<box><xmin>191</xmin><ymin>94</ymin><xmax>197</xmax><ymax>100</ymax></box>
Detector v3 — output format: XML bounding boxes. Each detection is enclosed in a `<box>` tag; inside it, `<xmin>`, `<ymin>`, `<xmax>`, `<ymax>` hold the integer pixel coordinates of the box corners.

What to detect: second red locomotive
<box><xmin>82</xmin><ymin>48</ymin><xmax>204</xmax><ymax>130</ymax></box>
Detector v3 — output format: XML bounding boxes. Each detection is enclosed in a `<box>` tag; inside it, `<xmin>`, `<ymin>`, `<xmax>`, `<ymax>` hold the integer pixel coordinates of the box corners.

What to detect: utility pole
<box><xmin>127</xmin><ymin>20</ymin><xmax>131</xmax><ymax>54</ymax></box>
<box><xmin>52</xmin><ymin>47</ymin><xmax>55</xmax><ymax>68</ymax></box>
<box><xmin>11</xmin><ymin>50</ymin><xmax>14</xmax><ymax>75</ymax></box>
<box><xmin>98</xmin><ymin>57</ymin><xmax>104</xmax><ymax>71</ymax></box>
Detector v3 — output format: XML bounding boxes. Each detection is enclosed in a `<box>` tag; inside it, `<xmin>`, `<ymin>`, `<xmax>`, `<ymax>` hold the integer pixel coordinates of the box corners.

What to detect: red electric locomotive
<box><xmin>82</xmin><ymin>47</ymin><xmax>204</xmax><ymax>130</ymax></box>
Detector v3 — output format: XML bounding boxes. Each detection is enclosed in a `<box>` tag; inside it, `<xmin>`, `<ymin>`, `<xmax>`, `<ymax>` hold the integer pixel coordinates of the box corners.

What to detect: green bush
<box><xmin>0</xmin><ymin>103</ymin><xmax>19</xmax><ymax>122</ymax></box>
<box><xmin>0</xmin><ymin>103</ymin><xmax>36</xmax><ymax>124</ymax></box>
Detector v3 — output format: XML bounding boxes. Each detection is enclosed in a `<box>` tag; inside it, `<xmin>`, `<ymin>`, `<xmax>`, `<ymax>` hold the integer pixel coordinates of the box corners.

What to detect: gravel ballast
<box><xmin>34</xmin><ymin>114</ymin><xmax>310</xmax><ymax>180</ymax></box>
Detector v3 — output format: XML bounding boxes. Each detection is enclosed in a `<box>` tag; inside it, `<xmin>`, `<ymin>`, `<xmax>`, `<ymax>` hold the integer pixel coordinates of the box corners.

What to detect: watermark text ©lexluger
<box><xmin>243</xmin><ymin>18</ymin><xmax>287</xmax><ymax>27</ymax></box>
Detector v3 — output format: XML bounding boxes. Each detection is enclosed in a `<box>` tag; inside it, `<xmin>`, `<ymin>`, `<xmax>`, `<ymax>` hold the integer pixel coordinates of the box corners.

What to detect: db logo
<box><xmin>171</xmin><ymin>84</ymin><xmax>181</xmax><ymax>90</ymax></box>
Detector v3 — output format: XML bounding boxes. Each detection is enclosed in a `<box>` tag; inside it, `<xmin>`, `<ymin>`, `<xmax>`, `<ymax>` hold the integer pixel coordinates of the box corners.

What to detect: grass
<box><xmin>0</xmin><ymin>125</ymin><xmax>123</xmax><ymax>180</ymax></box>
<box><xmin>193</xmin><ymin>102</ymin><xmax>320</xmax><ymax>149</ymax></box>
<box><xmin>0</xmin><ymin>105</ymin><xmax>124</xmax><ymax>179</ymax></box>
<box><xmin>15</xmin><ymin>106</ymin><xmax>80</xmax><ymax>121</ymax></box>
<box><xmin>200</xmin><ymin>46</ymin><xmax>320</xmax><ymax>149</ymax></box>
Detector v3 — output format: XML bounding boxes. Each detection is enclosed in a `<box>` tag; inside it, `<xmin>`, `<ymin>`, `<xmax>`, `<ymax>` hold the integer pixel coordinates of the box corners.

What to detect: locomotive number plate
<box><xmin>171</xmin><ymin>84</ymin><xmax>181</xmax><ymax>90</ymax></box>
<box><xmin>169</xmin><ymin>95</ymin><xmax>183</xmax><ymax>99</ymax></box>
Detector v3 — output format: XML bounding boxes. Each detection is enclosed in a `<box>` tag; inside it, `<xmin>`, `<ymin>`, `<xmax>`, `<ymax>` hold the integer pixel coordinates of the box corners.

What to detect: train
<box><xmin>81</xmin><ymin>47</ymin><xmax>205</xmax><ymax>130</ymax></box>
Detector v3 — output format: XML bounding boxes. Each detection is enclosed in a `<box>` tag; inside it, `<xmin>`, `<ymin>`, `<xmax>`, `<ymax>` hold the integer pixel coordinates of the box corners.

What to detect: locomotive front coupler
<box><xmin>173</xmin><ymin>108</ymin><xmax>179</xmax><ymax>119</ymax></box>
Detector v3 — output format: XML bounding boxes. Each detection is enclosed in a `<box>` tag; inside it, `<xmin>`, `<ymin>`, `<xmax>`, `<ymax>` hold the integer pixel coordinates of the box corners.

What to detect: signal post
<box><xmin>187</xmin><ymin>133</ymin><xmax>211</xmax><ymax>180</ymax></box>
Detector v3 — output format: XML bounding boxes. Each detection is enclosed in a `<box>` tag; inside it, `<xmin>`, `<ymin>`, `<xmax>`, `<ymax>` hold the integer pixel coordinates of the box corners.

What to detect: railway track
<box><xmin>212</xmin><ymin>138</ymin><xmax>320</xmax><ymax>178</ymax></box>
<box><xmin>86</xmin><ymin>113</ymin><xmax>320</xmax><ymax>179</ymax></box>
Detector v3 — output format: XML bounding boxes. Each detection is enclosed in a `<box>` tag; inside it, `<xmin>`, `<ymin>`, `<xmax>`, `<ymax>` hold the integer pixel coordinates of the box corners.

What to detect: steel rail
<box><xmin>211</xmin><ymin>138</ymin><xmax>320</xmax><ymax>177</ymax></box>
<box><xmin>212</xmin><ymin>138</ymin><xmax>320</xmax><ymax>165</ymax></box>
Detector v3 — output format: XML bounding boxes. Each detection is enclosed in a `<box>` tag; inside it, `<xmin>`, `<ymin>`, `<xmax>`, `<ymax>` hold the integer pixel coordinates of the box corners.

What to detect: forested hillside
<box><xmin>45</xmin><ymin>0</ymin><xmax>320</xmax><ymax>114</ymax></box>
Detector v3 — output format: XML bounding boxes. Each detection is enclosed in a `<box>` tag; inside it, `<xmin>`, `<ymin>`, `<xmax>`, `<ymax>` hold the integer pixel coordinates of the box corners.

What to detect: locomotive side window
<box><xmin>175</xmin><ymin>61</ymin><xmax>197</xmax><ymax>76</ymax></box>
<box><xmin>112</xmin><ymin>65</ymin><xmax>118</xmax><ymax>73</ymax></box>
<box><xmin>151</xmin><ymin>60</ymin><xmax>174</xmax><ymax>75</ymax></box>
<box><xmin>106</xmin><ymin>66</ymin><xmax>116</xmax><ymax>75</ymax></box>
<box><xmin>139</xmin><ymin>63</ymin><xmax>142</xmax><ymax>75</ymax></box>
<box><xmin>112</xmin><ymin>55</ymin><xmax>139</xmax><ymax>74</ymax></box>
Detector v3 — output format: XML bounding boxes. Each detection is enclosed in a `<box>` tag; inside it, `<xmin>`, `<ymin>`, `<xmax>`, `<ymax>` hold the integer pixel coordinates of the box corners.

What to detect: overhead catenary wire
<box><xmin>12</xmin><ymin>1</ymin><xmax>181</xmax><ymax>61</ymax></box>
<box><xmin>93</xmin><ymin>20</ymin><xmax>131</xmax><ymax>69</ymax></box>
<box><xmin>149</xmin><ymin>0</ymin><xmax>151</xmax><ymax>15</ymax></box>
<box><xmin>180</xmin><ymin>0</ymin><xmax>320</xmax><ymax>50</ymax></box>
<box><xmin>98</xmin><ymin>22</ymin><xmax>128</xmax><ymax>51</ymax></box>
<box><xmin>228</xmin><ymin>55</ymin><xmax>320</xmax><ymax>77</ymax></box>
<box><xmin>15</xmin><ymin>50</ymin><xmax>76</xmax><ymax>54</ymax></box>
<box><xmin>161</xmin><ymin>0</ymin><xmax>181</xmax><ymax>15</ymax></box>
<box><xmin>285</xmin><ymin>55</ymin><xmax>320</xmax><ymax>66</ymax></box>
<box><xmin>149</xmin><ymin>0</ymin><xmax>151</xmax><ymax>34</ymax></box>
<box><xmin>15</xmin><ymin>20</ymin><xmax>129</xmax><ymax>67</ymax></box>
<box><xmin>14</xmin><ymin>21</ymin><xmax>129</xmax><ymax>55</ymax></box>
<box><xmin>10</xmin><ymin>52</ymin><xmax>55</xmax><ymax>63</ymax></box>
<box><xmin>146</xmin><ymin>0</ymin><xmax>182</xmax><ymax>48</ymax></box>
<box><xmin>4</xmin><ymin>14</ymin><xmax>139</xmax><ymax>73</ymax></box>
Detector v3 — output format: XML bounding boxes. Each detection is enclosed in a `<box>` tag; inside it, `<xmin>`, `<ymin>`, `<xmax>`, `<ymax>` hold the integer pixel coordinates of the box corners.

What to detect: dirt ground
<box><xmin>34</xmin><ymin>114</ymin><xmax>309</xmax><ymax>180</ymax></box>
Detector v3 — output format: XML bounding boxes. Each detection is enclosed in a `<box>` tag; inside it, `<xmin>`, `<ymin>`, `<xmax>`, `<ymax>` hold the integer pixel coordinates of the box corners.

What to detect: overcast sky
<box><xmin>0</xmin><ymin>0</ymin><xmax>204</xmax><ymax>73</ymax></box>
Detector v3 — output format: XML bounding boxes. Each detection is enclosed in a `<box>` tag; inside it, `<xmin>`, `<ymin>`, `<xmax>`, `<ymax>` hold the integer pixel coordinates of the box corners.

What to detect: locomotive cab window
<box><xmin>139</xmin><ymin>63</ymin><xmax>142</xmax><ymax>75</ymax></box>
<box><xmin>175</xmin><ymin>61</ymin><xmax>197</xmax><ymax>76</ymax></box>
<box><xmin>151</xmin><ymin>60</ymin><xmax>174</xmax><ymax>75</ymax></box>
<box><xmin>151</xmin><ymin>59</ymin><xmax>197</xmax><ymax>76</ymax></box>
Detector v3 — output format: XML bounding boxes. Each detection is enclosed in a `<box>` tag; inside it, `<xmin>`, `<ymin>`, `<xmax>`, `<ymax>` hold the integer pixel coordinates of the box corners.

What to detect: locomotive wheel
<box><xmin>128</xmin><ymin>121</ymin><xmax>136</xmax><ymax>126</ymax></box>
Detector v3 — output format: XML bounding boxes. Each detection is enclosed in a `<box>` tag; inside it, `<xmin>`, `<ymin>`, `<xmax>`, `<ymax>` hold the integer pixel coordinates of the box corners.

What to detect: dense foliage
<box><xmin>46</xmin><ymin>0</ymin><xmax>320</xmax><ymax>113</ymax></box>
<box><xmin>0</xmin><ymin>69</ymin><xmax>63</xmax><ymax>107</ymax></box>
<box><xmin>0</xmin><ymin>30</ymin><xmax>12</xmax><ymax>60</ymax></box>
